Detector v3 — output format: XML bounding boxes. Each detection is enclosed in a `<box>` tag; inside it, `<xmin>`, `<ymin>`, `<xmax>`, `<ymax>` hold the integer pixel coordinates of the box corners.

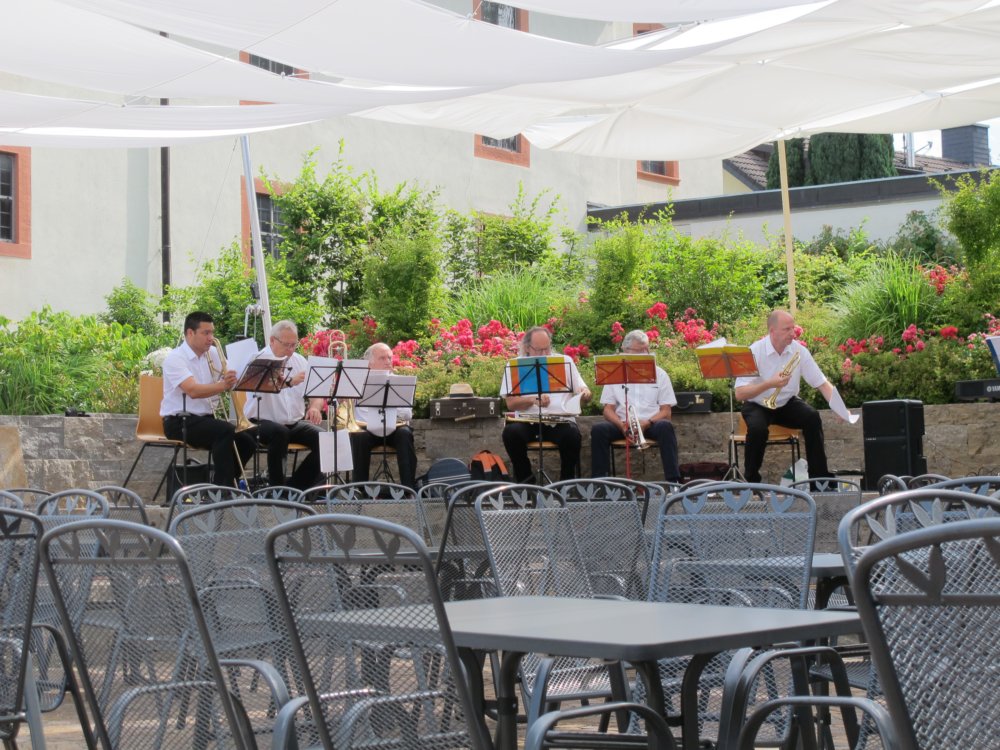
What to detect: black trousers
<box><xmin>253</xmin><ymin>419</ymin><xmax>322</xmax><ymax>490</ymax></box>
<box><xmin>590</xmin><ymin>419</ymin><xmax>681</xmax><ymax>482</ymax></box>
<box><xmin>350</xmin><ymin>426</ymin><xmax>417</xmax><ymax>489</ymax></box>
<box><xmin>741</xmin><ymin>397</ymin><xmax>829</xmax><ymax>483</ymax></box>
<box><xmin>502</xmin><ymin>421</ymin><xmax>581</xmax><ymax>483</ymax></box>
<box><xmin>163</xmin><ymin>414</ymin><xmax>256</xmax><ymax>489</ymax></box>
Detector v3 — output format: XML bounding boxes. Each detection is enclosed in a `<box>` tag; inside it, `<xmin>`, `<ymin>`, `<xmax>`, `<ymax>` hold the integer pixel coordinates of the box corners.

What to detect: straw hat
<box><xmin>448</xmin><ymin>383</ymin><xmax>474</xmax><ymax>398</ymax></box>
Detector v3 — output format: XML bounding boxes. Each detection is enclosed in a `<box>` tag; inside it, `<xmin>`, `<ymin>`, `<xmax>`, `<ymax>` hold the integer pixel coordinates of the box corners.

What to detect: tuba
<box><xmin>625</xmin><ymin>404</ymin><xmax>650</xmax><ymax>450</ymax></box>
<box><xmin>762</xmin><ymin>351</ymin><xmax>801</xmax><ymax>409</ymax></box>
<box><xmin>328</xmin><ymin>333</ymin><xmax>362</xmax><ymax>432</ymax></box>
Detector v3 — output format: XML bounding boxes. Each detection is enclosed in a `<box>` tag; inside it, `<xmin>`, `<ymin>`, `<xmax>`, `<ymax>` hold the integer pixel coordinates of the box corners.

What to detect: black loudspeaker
<box><xmin>862</xmin><ymin>399</ymin><xmax>926</xmax><ymax>490</ymax></box>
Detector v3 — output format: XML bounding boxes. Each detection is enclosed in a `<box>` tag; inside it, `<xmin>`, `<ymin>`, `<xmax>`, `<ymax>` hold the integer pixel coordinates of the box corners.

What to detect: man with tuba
<box><xmin>734</xmin><ymin>309</ymin><xmax>835</xmax><ymax>484</ymax></box>
<box><xmin>160</xmin><ymin>311</ymin><xmax>256</xmax><ymax>488</ymax></box>
<box><xmin>350</xmin><ymin>342</ymin><xmax>418</xmax><ymax>489</ymax></box>
<box><xmin>243</xmin><ymin>320</ymin><xmax>324</xmax><ymax>490</ymax></box>
<box><xmin>590</xmin><ymin>329</ymin><xmax>681</xmax><ymax>482</ymax></box>
<box><xmin>500</xmin><ymin>325</ymin><xmax>592</xmax><ymax>482</ymax></box>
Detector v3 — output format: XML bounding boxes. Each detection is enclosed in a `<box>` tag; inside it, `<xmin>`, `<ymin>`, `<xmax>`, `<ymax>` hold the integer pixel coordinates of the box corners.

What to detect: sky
<box><xmin>894</xmin><ymin>118</ymin><xmax>1000</xmax><ymax>165</ymax></box>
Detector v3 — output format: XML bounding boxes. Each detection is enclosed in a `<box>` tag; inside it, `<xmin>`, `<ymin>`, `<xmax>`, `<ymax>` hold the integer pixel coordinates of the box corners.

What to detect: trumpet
<box><xmin>625</xmin><ymin>404</ymin><xmax>650</xmax><ymax>450</ymax></box>
<box><xmin>762</xmin><ymin>351</ymin><xmax>801</xmax><ymax>409</ymax></box>
<box><xmin>327</xmin><ymin>332</ymin><xmax>362</xmax><ymax>432</ymax></box>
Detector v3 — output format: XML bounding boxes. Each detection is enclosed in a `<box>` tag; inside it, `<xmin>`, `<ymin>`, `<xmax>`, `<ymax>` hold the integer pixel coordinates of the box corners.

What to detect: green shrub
<box><xmin>101</xmin><ymin>278</ymin><xmax>173</xmax><ymax>346</ymax></box>
<box><xmin>445</xmin><ymin>269</ymin><xmax>575</xmax><ymax>333</ymax></box>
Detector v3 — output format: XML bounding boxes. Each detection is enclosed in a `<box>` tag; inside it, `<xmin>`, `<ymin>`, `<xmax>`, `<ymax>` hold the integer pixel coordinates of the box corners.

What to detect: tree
<box><xmin>807</xmin><ymin>133</ymin><xmax>896</xmax><ymax>185</ymax></box>
<box><xmin>765</xmin><ymin>139</ymin><xmax>807</xmax><ymax>189</ymax></box>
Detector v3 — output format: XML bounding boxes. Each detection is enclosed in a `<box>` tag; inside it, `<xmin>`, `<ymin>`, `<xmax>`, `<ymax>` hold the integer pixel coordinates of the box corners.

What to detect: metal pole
<box><xmin>159</xmin><ymin>31</ymin><xmax>171</xmax><ymax>323</ymax></box>
<box><xmin>240</xmin><ymin>135</ymin><xmax>273</xmax><ymax>334</ymax></box>
<box><xmin>777</xmin><ymin>138</ymin><xmax>798</xmax><ymax>315</ymax></box>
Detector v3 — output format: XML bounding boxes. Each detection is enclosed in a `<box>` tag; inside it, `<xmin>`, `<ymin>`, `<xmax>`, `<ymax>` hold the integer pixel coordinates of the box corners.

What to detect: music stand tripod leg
<box><xmin>724</xmin><ymin>379</ymin><xmax>746</xmax><ymax>481</ymax></box>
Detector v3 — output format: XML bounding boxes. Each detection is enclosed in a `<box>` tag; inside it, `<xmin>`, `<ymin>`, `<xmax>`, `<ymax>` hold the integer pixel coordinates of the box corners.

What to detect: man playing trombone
<box><xmin>244</xmin><ymin>320</ymin><xmax>324</xmax><ymax>490</ymax></box>
<box><xmin>590</xmin><ymin>329</ymin><xmax>681</xmax><ymax>482</ymax></box>
<box><xmin>160</xmin><ymin>311</ymin><xmax>256</xmax><ymax>488</ymax></box>
<box><xmin>734</xmin><ymin>309</ymin><xmax>834</xmax><ymax>483</ymax></box>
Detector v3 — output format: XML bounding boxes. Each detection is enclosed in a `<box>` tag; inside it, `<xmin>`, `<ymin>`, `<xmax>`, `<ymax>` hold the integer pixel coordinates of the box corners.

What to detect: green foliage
<box><xmin>765</xmin><ymin>139</ymin><xmax>807</xmax><ymax>189</ymax></box>
<box><xmin>807</xmin><ymin>133</ymin><xmax>896</xmax><ymax>186</ymax></box>
<box><xmin>832</xmin><ymin>253</ymin><xmax>944</xmax><ymax>340</ymax></box>
<box><xmin>267</xmin><ymin>145</ymin><xmax>438</xmax><ymax>326</ymax></box>
<box><xmin>0</xmin><ymin>308</ymin><xmax>150</xmax><ymax>415</ymax></box>
<box><xmin>445</xmin><ymin>269</ymin><xmax>574</xmax><ymax>332</ymax></box>
<box><xmin>362</xmin><ymin>231</ymin><xmax>444</xmax><ymax>344</ymax></box>
<box><xmin>937</xmin><ymin>170</ymin><xmax>1000</xmax><ymax>265</ymax></box>
<box><xmin>443</xmin><ymin>185</ymin><xmax>562</xmax><ymax>286</ymax></box>
<box><xmin>162</xmin><ymin>243</ymin><xmax>322</xmax><ymax>345</ymax></box>
<box><xmin>100</xmin><ymin>279</ymin><xmax>173</xmax><ymax>345</ymax></box>
<box><xmin>883</xmin><ymin>210</ymin><xmax>961</xmax><ymax>265</ymax></box>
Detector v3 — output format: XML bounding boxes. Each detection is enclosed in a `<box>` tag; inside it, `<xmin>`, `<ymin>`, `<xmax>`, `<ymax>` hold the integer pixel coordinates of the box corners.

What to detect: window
<box><xmin>241</xmin><ymin>177</ymin><xmax>285</xmax><ymax>264</ymax></box>
<box><xmin>631</xmin><ymin>25</ymin><xmax>680</xmax><ymax>186</ymax></box>
<box><xmin>0</xmin><ymin>146</ymin><xmax>31</xmax><ymax>259</ymax></box>
<box><xmin>473</xmin><ymin>2</ymin><xmax>530</xmax><ymax>167</ymax></box>
<box><xmin>246</xmin><ymin>53</ymin><xmax>296</xmax><ymax>78</ymax></box>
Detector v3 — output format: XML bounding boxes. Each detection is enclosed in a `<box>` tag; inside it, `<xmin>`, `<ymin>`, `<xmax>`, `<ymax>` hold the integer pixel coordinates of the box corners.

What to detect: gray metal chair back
<box><xmin>166</xmin><ymin>483</ymin><xmax>252</xmax><ymax>526</ymax></box>
<box><xmin>0</xmin><ymin>488</ymin><xmax>50</xmax><ymax>512</ymax></box>
<box><xmin>416</xmin><ymin>482</ymin><xmax>453</xmax><ymax>547</ymax></box>
<box><xmin>434</xmin><ymin>481</ymin><xmax>508</xmax><ymax>602</ymax></box>
<box><xmin>905</xmin><ymin>473</ymin><xmax>950</xmax><ymax>488</ymax></box>
<box><xmin>40</xmin><ymin>519</ymin><xmax>255</xmax><ymax>749</ymax></box>
<box><xmin>549</xmin><ymin>478</ymin><xmax>650</xmax><ymax>599</ymax></box>
<box><xmin>298</xmin><ymin>483</ymin><xmax>338</xmax><ymax>506</ymax></box>
<box><xmin>325</xmin><ymin>481</ymin><xmax>428</xmax><ymax>541</ymax></box>
<box><xmin>851</xmin><ymin>517</ymin><xmax>1000</xmax><ymax>750</ymax></box>
<box><xmin>94</xmin><ymin>485</ymin><xmax>150</xmax><ymax>525</ymax></box>
<box><xmin>876</xmin><ymin>474</ymin><xmax>908</xmax><ymax>495</ymax></box>
<box><xmin>0</xmin><ymin>490</ymin><xmax>24</xmax><ymax>510</ymax></box>
<box><xmin>36</xmin><ymin>489</ymin><xmax>110</xmax><ymax>520</ymax></box>
<box><xmin>924</xmin><ymin>475</ymin><xmax>1000</xmax><ymax>496</ymax></box>
<box><xmin>0</xmin><ymin>509</ymin><xmax>50</xmax><ymax>746</ymax></box>
<box><xmin>250</xmin><ymin>485</ymin><xmax>306</xmax><ymax>504</ymax></box>
<box><xmin>789</xmin><ymin>476</ymin><xmax>862</xmax><ymax>501</ymax></box>
<box><xmin>265</xmin><ymin>514</ymin><xmax>491</xmax><ymax>750</ymax></box>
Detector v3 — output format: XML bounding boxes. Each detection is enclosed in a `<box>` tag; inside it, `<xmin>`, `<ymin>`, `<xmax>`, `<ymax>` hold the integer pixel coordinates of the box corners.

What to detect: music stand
<box><xmin>695</xmin><ymin>339</ymin><xmax>758</xmax><ymax>480</ymax></box>
<box><xmin>504</xmin><ymin>355</ymin><xmax>575</xmax><ymax>484</ymax></box>
<box><xmin>357</xmin><ymin>371</ymin><xmax>417</xmax><ymax>482</ymax></box>
<box><xmin>305</xmin><ymin>356</ymin><xmax>368</xmax><ymax>483</ymax></box>
<box><xmin>595</xmin><ymin>354</ymin><xmax>657</xmax><ymax>478</ymax></box>
<box><xmin>233</xmin><ymin>357</ymin><xmax>290</xmax><ymax>488</ymax></box>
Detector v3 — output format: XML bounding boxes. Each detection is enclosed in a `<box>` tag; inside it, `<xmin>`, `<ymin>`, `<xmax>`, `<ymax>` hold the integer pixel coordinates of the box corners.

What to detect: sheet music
<box><xmin>319</xmin><ymin>430</ymin><xmax>353</xmax><ymax>473</ymax></box>
<box><xmin>304</xmin><ymin>356</ymin><xmax>368</xmax><ymax>399</ymax></box>
<box><xmin>828</xmin><ymin>387</ymin><xmax>859</xmax><ymax>424</ymax></box>
<box><xmin>225</xmin><ymin>338</ymin><xmax>258</xmax><ymax>376</ymax></box>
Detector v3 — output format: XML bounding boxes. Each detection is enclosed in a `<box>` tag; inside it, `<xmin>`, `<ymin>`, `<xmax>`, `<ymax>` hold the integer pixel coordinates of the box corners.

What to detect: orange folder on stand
<box><xmin>695</xmin><ymin>338</ymin><xmax>758</xmax><ymax>379</ymax></box>
<box><xmin>594</xmin><ymin>354</ymin><xmax>657</xmax><ymax>386</ymax></box>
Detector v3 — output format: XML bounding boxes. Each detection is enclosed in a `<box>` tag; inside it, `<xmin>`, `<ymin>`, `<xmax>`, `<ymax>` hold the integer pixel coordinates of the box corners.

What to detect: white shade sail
<box><xmin>2</xmin><ymin>0</ymin><xmax>999</xmax><ymax>154</ymax></box>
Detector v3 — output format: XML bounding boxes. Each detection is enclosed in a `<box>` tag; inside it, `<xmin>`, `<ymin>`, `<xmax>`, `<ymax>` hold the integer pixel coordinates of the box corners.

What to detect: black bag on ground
<box><xmin>469</xmin><ymin>450</ymin><xmax>510</xmax><ymax>482</ymax></box>
<box><xmin>417</xmin><ymin>457</ymin><xmax>472</xmax><ymax>488</ymax></box>
<box><xmin>165</xmin><ymin>457</ymin><xmax>211</xmax><ymax>505</ymax></box>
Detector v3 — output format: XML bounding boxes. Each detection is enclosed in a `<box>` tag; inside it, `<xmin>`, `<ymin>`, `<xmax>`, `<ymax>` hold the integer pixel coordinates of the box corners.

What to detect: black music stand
<box><xmin>695</xmin><ymin>340</ymin><xmax>758</xmax><ymax>481</ymax></box>
<box><xmin>357</xmin><ymin>371</ymin><xmax>417</xmax><ymax>482</ymax></box>
<box><xmin>233</xmin><ymin>357</ymin><xmax>289</xmax><ymax>488</ymax></box>
<box><xmin>504</xmin><ymin>355</ymin><xmax>575</xmax><ymax>484</ymax></box>
<box><xmin>594</xmin><ymin>354</ymin><xmax>657</xmax><ymax>478</ymax></box>
<box><xmin>305</xmin><ymin>357</ymin><xmax>368</xmax><ymax>484</ymax></box>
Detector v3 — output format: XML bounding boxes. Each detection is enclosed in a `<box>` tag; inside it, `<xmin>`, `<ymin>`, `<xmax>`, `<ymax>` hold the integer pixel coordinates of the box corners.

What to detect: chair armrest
<box><xmin>524</xmin><ymin>702</ymin><xmax>676</xmax><ymax>750</ymax></box>
<box><xmin>738</xmin><ymin>696</ymin><xmax>898</xmax><ymax>750</ymax></box>
<box><xmin>219</xmin><ymin>658</ymin><xmax>292</xmax><ymax>708</ymax></box>
<box><xmin>271</xmin><ymin>696</ymin><xmax>311</xmax><ymax>750</ymax></box>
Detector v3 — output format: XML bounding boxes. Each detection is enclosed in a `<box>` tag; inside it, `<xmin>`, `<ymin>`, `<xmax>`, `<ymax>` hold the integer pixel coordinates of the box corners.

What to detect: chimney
<box><xmin>941</xmin><ymin>124</ymin><xmax>991</xmax><ymax>166</ymax></box>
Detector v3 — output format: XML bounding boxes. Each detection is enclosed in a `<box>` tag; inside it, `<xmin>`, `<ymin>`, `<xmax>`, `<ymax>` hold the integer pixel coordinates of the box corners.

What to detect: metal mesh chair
<box><xmin>434</xmin><ymin>482</ymin><xmax>508</xmax><ymax>603</ymax></box>
<box><xmin>165</xmin><ymin>483</ymin><xmax>252</xmax><ymax>526</ymax></box>
<box><xmin>170</xmin><ymin>499</ymin><xmax>315</xmax><ymax>746</ymax></box>
<box><xmin>0</xmin><ymin>490</ymin><xmax>24</xmax><ymax>510</ymax></box>
<box><xmin>0</xmin><ymin>489</ymin><xmax>50</xmax><ymax>512</ymax></box>
<box><xmin>476</xmin><ymin>485</ymin><xmax>630</xmax><ymax>727</ymax></box>
<box><xmin>416</xmin><ymin>482</ymin><xmax>452</xmax><ymax>548</ymax></box>
<box><xmin>94</xmin><ymin>485</ymin><xmax>150</xmax><ymax>525</ymax></box>
<box><xmin>324</xmin><ymin>482</ymin><xmax>428</xmax><ymax>541</ymax></box>
<box><xmin>740</xmin><ymin>516</ymin><xmax>1000</xmax><ymax>750</ymax></box>
<box><xmin>250</xmin><ymin>485</ymin><xmax>306</xmax><ymax>504</ymax></box>
<box><xmin>266</xmin><ymin>514</ymin><xmax>491</xmax><ymax>750</ymax></box>
<box><xmin>40</xmin><ymin>519</ymin><xmax>262</xmax><ymax>749</ymax></box>
<box><xmin>0</xmin><ymin>509</ymin><xmax>81</xmax><ymax>747</ymax></box>
<box><xmin>924</xmin><ymin>475</ymin><xmax>1000</xmax><ymax>496</ymax></box>
<box><xmin>644</xmin><ymin>482</ymin><xmax>817</xmax><ymax>745</ymax></box>
<box><xmin>299</xmin><ymin>483</ymin><xmax>338</xmax><ymax>506</ymax></box>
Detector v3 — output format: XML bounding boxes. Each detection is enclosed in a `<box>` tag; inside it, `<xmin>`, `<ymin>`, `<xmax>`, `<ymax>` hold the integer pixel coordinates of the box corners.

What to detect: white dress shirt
<box><xmin>160</xmin><ymin>341</ymin><xmax>221</xmax><ymax>416</ymax></box>
<box><xmin>243</xmin><ymin>346</ymin><xmax>304</xmax><ymax>424</ymax></box>
<box><xmin>500</xmin><ymin>357</ymin><xmax>587</xmax><ymax>417</ymax></box>
<box><xmin>735</xmin><ymin>336</ymin><xmax>827</xmax><ymax>408</ymax></box>
<box><xmin>600</xmin><ymin>366</ymin><xmax>677</xmax><ymax>422</ymax></box>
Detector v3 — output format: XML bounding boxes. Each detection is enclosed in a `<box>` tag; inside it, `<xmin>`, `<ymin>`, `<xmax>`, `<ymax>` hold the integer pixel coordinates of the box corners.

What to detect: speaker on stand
<box><xmin>862</xmin><ymin>399</ymin><xmax>927</xmax><ymax>490</ymax></box>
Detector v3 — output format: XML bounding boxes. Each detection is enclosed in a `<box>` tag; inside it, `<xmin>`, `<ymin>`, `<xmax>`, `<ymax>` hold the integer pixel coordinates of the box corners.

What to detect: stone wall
<box><xmin>2</xmin><ymin>403</ymin><xmax>998</xmax><ymax>546</ymax></box>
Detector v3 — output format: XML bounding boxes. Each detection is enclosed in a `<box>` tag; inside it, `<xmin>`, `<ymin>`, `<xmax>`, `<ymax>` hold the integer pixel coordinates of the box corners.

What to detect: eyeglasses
<box><xmin>273</xmin><ymin>338</ymin><xmax>298</xmax><ymax>349</ymax></box>
<box><xmin>527</xmin><ymin>345</ymin><xmax>551</xmax><ymax>355</ymax></box>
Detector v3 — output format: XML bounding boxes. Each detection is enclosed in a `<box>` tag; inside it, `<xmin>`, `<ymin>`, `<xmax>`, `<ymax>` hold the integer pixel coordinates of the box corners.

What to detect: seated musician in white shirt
<box><xmin>243</xmin><ymin>320</ymin><xmax>324</xmax><ymax>490</ymax></box>
<box><xmin>590</xmin><ymin>329</ymin><xmax>681</xmax><ymax>482</ymax></box>
<box><xmin>499</xmin><ymin>326</ymin><xmax>592</xmax><ymax>483</ymax></box>
<box><xmin>350</xmin><ymin>342</ymin><xmax>417</xmax><ymax>489</ymax></box>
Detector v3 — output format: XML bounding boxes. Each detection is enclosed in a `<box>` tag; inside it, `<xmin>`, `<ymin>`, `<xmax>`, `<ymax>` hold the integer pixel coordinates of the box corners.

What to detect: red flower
<box><xmin>940</xmin><ymin>325</ymin><xmax>959</xmax><ymax>339</ymax></box>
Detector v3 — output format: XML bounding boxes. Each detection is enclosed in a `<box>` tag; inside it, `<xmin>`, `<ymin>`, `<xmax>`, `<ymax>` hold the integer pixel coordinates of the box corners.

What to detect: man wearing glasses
<box><xmin>244</xmin><ymin>320</ymin><xmax>324</xmax><ymax>490</ymax></box>
<box><xmin>590</xmin><ymin>329</ymin><xmax>680</xmax><ymax>482</ymax></box>
<box><xmin>500</xmin><ymin>325</ymin><xmax>592</xmax><ymax>482</ymax></box>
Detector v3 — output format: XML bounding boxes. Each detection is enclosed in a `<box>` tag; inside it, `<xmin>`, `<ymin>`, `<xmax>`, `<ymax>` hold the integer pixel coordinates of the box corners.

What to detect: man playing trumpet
<box><xmin>734</xmin><ymin>309</ymin><xmax>835</xmax><ymax>484</ymax></box>
<box><xmin>590</xmin><ymin>329</ymin><xmax>680</xmax><ymax>482</ymax></box>
<box><xmin>160</xmin><ymin>311</ymin><xmax>256</xmax><ymax>488</ymax></box>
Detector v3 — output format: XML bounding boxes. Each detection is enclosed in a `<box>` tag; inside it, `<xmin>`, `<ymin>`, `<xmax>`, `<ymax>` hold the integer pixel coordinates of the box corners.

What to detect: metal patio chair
<box><xmin>324</xmin><ymin>482</ymin><xmax>428</xmax><ymax>542</ymax></box>
<box><xmin>93</xmin><ymin>485</ymin><xmax>150</xmax><ymax>525</ymax></box>
<box><xmin>165</xmin><ymin>483</ymin><xmax>252</xmax><ymax>526</ymax></box>
<box><xmin>0</xmin><ymin>489</ymin><xmax>50</xmax><ymax>513</ymax></box>
<box><xmin>250</xmin><ymin>485</ymin><xmax>306</xmax><ymax>504</ymax></box>
<box><xmin>266</xmin><ymin>514</ymin><xmax>491</xmax><ymax>749</ymax></box>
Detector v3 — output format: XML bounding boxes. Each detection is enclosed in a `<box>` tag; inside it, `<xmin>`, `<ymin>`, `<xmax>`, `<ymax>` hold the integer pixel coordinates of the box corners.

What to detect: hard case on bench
<box><xmin>429</xmin><ymin>397</ymin><xmax>504</xmax><ymax>421</ymax></box>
